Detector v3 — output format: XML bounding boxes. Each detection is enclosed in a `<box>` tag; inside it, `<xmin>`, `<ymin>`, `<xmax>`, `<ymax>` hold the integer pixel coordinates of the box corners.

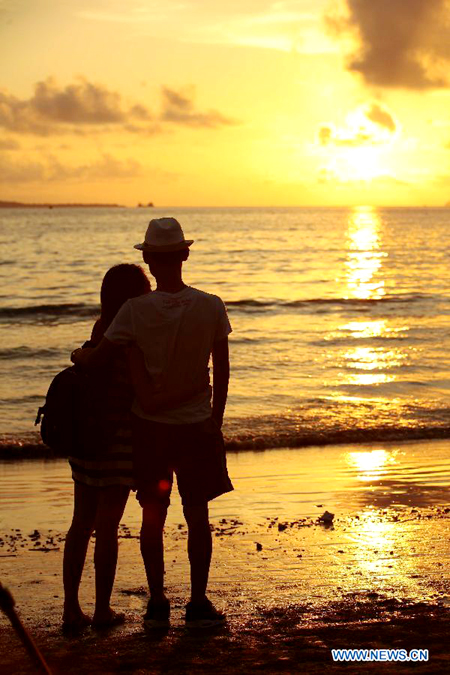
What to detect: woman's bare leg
<box><xmin>63</xmin><ymin>482</ymin><xmax>97</xmax><ymax>625</ymax></box>
<box><xmin>92</xmin><ymin>485</ymin><xmax>129</xmax><ymax>624</ymax></box>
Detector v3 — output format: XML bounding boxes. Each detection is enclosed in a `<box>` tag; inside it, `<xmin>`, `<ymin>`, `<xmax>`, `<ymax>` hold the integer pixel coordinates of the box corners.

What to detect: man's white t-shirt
<box><xmin>104</xmin><ymin>286</ymin><xmax>232</xmax><ymax>424</ymax></box>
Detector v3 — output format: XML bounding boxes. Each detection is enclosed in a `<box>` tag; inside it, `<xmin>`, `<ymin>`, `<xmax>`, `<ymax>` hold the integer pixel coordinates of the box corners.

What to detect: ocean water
<box><xmin>1</xmin><ymin>205</ymin><xmax>450</xmax><ymax>451</ymax></box>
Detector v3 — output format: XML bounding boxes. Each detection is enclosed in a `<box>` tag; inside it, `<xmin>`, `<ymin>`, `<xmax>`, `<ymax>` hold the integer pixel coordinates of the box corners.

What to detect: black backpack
<box><xmin>35</xmin><ymin>366</ymin><xmax>111</xmax><ymax>457</ymax></box>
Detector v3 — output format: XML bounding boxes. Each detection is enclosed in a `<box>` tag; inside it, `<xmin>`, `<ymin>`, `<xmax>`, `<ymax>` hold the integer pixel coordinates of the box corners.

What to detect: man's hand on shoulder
<box><xmin>71</xmin><ymin>337</ymin><xmax>118</xmax><ymax>368</ymax></box>
<box><xmin>71</xmin><ymin>347</ymin><xmax>93</xmax><ymax>367</ymax></box>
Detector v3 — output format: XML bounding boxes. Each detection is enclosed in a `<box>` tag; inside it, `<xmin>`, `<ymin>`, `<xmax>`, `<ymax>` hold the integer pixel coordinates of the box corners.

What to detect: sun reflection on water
<box><xmin>344</xmin><ymin>345</ymin><xmax>407</xmax><ymax>385</ymax></box>
<box><xmin>333</xmin><ymin>207</ymin><xmax>409</xmax><ymax>390</ymax></box>
<box><xmin>339</xmin><ymin>319</ymin><xmax>408</xmax><ymax>340</ymax></box>
<box><xmin>344</xmin><ymin>346</ymin><xmax>405</xmax><ymax>371</ymax></box>
<box><xmin>348</xmin><ymin>372</ymin><xmax>395</xmax><ymax>385</ymax></box>
<box><xmin>345</xmin><ymin>206</ymin><xmax>386</xmax><ymax>300</ymax></box>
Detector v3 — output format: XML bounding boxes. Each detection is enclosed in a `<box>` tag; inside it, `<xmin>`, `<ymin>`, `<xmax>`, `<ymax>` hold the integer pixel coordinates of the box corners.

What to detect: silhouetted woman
<box><xmin>63</xmin><ymin>264</ymin><xmax>151</xmax><ymax>630</ymax></box>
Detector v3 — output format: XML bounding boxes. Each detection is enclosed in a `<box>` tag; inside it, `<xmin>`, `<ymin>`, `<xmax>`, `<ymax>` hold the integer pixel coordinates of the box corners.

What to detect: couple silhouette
<box><xmin>63</xmin><ymin>217</ymin><xmax>233</xmax><ymax>631</ymax></box>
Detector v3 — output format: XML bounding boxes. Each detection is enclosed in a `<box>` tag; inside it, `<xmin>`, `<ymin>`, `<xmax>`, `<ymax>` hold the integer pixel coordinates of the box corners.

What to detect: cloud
<box><xmin>318</xmin><ymin>126</ymin><xmax>332</xmax><ymax>145</ymax></box>
<box><xmin>0</xmin><ymin>157</ymin><xmax>46</xmax><ymax>183</ymax></box>
<box><xmin>31</xmin><ymin>78</ymin><xmax>136</xmax><ymax>125</ymax></box>
<box><xmin>63</xmin><ymin>154</ymin><xmax>143</xmax><ymax>181</ymax></box>
<box><xmin>0</xmin><ymin>137</ymin><xmax>20</xmax><ymax>150</ymax></box>
<box><xmin>0</xmin><ymin>78</ymin><xmax>237</xmax><ymax>135</ymax></box>
<box><xmin>319</xmin><ymin>124</ymin><xmax>372</xmax><ymax>147</ymax></box>
<box><xmin>0</xmin><ymin>77</ymin><xmax>152</xmax><ymax>135</ymax></box>
<box><xmin>160</xmin><ymin>87</ymin><xmax>237</xmax><ymax>128</ymax></box>
<box><xmin>0</xmin><ymin>153</ymin><xmax>143</xmax><ymax>183</ymax></box>
<box><xmin>318</xmin><ymin>103</ymin><xmax>396</xmax><ymax>147</ymax></box>
<box><xmin>365</xmin><ymin>103</ymin><xmax>396</xmax><ymax>132</ymax></box>
<box><xmin>326</xmin><ymin>0</ymin><xmax>450</xmax><ymax>89</ymax></box>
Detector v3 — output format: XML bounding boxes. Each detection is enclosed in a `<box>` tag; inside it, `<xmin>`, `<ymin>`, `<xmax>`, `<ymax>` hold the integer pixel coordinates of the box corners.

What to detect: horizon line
<box><xmin>1</xmin><ymin>201</ymin><xmax>449</xmax><ymax>210</ymax></box>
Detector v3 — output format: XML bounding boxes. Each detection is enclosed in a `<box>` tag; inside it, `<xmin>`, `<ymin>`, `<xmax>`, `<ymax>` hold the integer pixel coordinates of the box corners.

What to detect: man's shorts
<box><xmin>131</xmin><ymin>414</ymin><xmax>234</xmax><ymax>507</ymax></box>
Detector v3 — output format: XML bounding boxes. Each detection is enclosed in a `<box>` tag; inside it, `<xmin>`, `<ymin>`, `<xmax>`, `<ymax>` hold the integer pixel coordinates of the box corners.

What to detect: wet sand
<box><xmin>1</xmin><ymin>441</ymin><xmax>450</xmax><ymax>672</ymax></box>
<box><xmin>1</xmin><ymin>507</ymin><xmax>450</xmax><ymax>673</ymax></box>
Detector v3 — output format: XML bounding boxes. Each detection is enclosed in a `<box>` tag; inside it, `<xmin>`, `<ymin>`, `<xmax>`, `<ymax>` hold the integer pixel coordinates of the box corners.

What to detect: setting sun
<box><xmin>337</xmin><ymin>146</ymin><xmax>388</xmax><ymax>182</ymax></box>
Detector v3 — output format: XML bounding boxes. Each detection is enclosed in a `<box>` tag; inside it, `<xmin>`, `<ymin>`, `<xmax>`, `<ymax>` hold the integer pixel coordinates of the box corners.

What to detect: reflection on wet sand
<box><xmin>1</xmin><ymin>443</ymin><xmax>449</xmax><ymax>675</ymax></box>
<box><xmin>337</xmin><ymin>509</ymin><xmax>431</xmax><ymax>601</ymax></box>
<box><xmin>347</xmin><ymin>448</ymin><xmax>395</xmax><ymax>480</ymax></box>
<box><xmin>343</xmin><ymin>446</ymin><xmax>450</xmax><ymax>509</ymax></box>
<box><xmin>342</xmin><ymin>478</ymin><xmax>450</xmax><ymax>510</ymax></box>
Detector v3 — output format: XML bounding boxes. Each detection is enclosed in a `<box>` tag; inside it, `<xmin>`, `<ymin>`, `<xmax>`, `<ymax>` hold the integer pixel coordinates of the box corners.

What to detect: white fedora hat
<box><xmin>134</xmin><ymin>217</ymin><xmax>194</xmax><ymax>252</ymax></box>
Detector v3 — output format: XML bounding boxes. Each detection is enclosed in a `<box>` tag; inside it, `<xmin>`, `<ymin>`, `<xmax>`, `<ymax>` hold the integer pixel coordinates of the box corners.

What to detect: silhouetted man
<box><xmin>73</xmin><ymin>218</ymin><xmax>232</xmax><ymax>627</ymax></box>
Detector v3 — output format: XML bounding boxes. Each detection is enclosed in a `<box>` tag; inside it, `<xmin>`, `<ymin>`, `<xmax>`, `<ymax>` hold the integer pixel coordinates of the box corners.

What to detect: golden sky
<box><xmin>1</xmin><ymin>0</ymin><xmax>450</xmax><ymax>206</ymax></box>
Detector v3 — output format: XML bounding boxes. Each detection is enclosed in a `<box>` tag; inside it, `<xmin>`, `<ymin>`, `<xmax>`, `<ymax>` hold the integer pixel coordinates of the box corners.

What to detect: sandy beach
<box><xmin>1</xmin><ymin>440</ymin><xmax>449</xmax><ymax>673</ymax></box>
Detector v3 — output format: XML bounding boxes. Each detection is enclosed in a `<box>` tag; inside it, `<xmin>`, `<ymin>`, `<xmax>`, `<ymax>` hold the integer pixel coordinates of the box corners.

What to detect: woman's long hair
<box><xmin>99</xmin><ymin>263</ymin><xmax>151</xmax><ymax>333</ymax></box>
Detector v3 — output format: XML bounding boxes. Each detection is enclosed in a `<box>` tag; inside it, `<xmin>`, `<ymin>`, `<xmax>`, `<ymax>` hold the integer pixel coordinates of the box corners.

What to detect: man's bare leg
<box><xmin>183</xmin><ymin>503</ymin><xmax>212</xmax><ymax>603</ymax></box>
<box><xmin>140</xmin><ymin>503</ymin><xmax>168</xmax><ymax>602</ymax></box>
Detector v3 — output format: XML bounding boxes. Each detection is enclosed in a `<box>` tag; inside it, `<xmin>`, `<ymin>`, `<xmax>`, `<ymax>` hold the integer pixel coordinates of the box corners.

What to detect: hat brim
<box><xmin>134</xmin><ymin>239</ymin><xmax>194</xmax><ymax>252</ymax></box>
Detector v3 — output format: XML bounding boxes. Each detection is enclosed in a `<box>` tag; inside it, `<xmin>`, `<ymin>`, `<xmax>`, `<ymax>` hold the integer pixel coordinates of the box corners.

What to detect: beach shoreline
<box><xmin>2</xmin><ymin>426</ymin><xmax>450</xmax><ymax>459</ymax></box>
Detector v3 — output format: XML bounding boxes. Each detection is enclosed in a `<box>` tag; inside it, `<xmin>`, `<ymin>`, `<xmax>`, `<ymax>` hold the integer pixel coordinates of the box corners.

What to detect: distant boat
<box><xmin>137</xmin><ymin>202</ymin><xmax>154</xmax><ymax>208</ymax></box>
